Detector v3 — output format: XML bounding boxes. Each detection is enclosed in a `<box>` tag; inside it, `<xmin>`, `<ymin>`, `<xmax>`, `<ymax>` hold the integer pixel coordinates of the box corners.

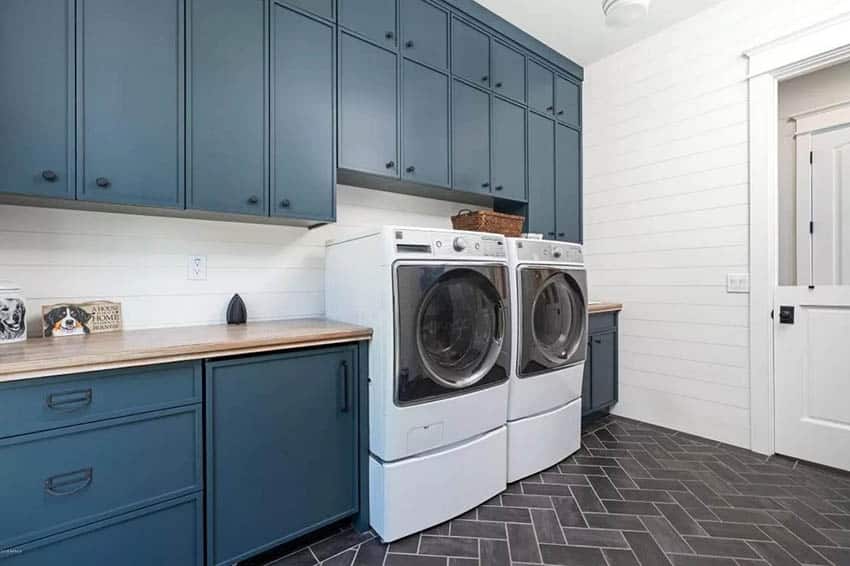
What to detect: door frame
<box><xmin>745</xmin><ymin>12</ymin><xmax>850</xmax><ymax>455</ymax></box>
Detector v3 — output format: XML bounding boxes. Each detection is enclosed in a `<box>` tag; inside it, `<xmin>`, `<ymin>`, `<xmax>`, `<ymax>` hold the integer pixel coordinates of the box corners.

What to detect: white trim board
<box><xmin>745</xmin><ymin>14</ymin><xmax>850</xmax><ymax>455</ymax></box>
<box><xmin>792</xmin><ymin>100</ymin><xmax>850</xmax><ymax>135</ymax></box>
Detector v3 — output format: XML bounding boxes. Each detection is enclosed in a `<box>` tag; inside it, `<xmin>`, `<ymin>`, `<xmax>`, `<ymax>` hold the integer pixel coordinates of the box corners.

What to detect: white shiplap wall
<box><xmin>583</xmin><ymin>0</ymin><xmax>850</xmax><ymax>448</ymax></box>
<box><xmin>1</xmin><ymin>185</ymin><xmax>484</xmax><ymax>336</ymax></box>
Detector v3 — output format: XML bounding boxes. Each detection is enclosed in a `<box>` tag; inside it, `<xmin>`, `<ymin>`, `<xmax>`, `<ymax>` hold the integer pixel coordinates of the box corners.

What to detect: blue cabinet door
<box><xmin>527</xmin><ymin>59</ymin><xmax>554</xmax><ymax>117</ymax></box>
<box><xmin>0</xmin><ymin>0</ymin><xmax>74</xmax><ymax>199</ymax></box>
<box><xmin>273</xmin><ymin>5</ymin><xmax>335</xmax><ymax>221</ymax></box>
<box><xmin>189</xmin><ymin>0</ymin><xmax>266</xmax><ymax>216</ymax></box>
<box><xmin>339</xmin><ymin>33</ymin><xmax>398</xmax><ymax>177</ymax></box>
<box><xmin>206</xmin><ymin>347</ymin><xmax>359</xmax><ymax>566</ymax></box>
<box><xmin>451</xmin><ymin>18</ymin><xmax>490</xmax><ymax>87</ymax></box>
<box><xmin>402</xmin><ymin>61</ymin><xmax>449</xmax><ymax>188</ymax></box>
<box><xmin>492</xmin><ymin>41</ymin><xmax>525</xmax><ymax>104</ymax></box>
<box><xmin>401</xmin><ymin>0</ymin><xmax>448</xmax><ymax>70</ymax></box>
<box><xmin>491</xmin><ymin>98</ymin><xmax>525</xmax><ymax>201</ymax></box>
<box><xmin>77</xmin><ymin>0</ymin><xmax>184</xmax><ymax>208</ymax></box>
<box><xmin>452</xmin><ymin>81</ymin><xmax>490</xmax><ymax>194</ymax></box>
<box><xmin>556</xmin><ymin>124</ymin><xmax>581</xmax><ymax>243</ymax></box>
<box><xmin>527</xmin><ymin>112</ymin><xmax>556</xmax><ymax>238</ymax></box>
<box><xmin>590</xmin><ymin>331</ymin><xmax>616</xmax><ymax>412</ymax></box>
<box><xmin>556</xmin><ymin>76</ymin><xmax>581</xmax><ymax>129</ymax></box>
<box><xmin>339</xmin><ymin>0</ymin><xmax>396</xmax><ymax>47</ymax></box>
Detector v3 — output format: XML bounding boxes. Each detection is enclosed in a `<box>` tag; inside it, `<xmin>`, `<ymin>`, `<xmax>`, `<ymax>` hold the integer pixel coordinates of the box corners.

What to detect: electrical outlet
<box><xmin>727</xmin><ymin>273</ymin><xmax>749</xmax><ymax>293</ymax></box>
<box><xmin>188</xmin><ymin>255</ymin><xmax>207</xmax><ymax>281</ymax></box>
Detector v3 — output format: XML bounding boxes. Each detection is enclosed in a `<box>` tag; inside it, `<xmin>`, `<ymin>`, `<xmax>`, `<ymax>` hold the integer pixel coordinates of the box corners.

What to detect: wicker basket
<box><xmin>451</xmin><ymin>209</ymin><xmax>525</xmax><ymax>238</ymax></box>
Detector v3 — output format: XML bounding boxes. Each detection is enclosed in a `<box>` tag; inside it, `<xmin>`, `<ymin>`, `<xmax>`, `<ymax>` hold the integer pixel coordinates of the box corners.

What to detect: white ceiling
<box><xmin>474</xmin><ymin>0</ymin><xmax>727</xmax><ymax>66</ymax></box>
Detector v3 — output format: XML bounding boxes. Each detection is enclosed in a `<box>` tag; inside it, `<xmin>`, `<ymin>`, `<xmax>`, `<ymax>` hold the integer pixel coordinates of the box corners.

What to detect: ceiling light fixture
<box><xmin>602</xmin><ymin>0</ymin><xmax>651</xmax><ymax>27</ymax></box>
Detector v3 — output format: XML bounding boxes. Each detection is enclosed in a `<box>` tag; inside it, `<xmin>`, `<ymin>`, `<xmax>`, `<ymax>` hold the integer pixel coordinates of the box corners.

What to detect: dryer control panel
<box><xmin>515</xmin><ymin>239</ymin><xmax>583</xmax><ymax>265</ymax></box>
<box><xmin>392</xmin><ymin>228</ymin><xmax>506</xmax><ymax>260</ymax></box>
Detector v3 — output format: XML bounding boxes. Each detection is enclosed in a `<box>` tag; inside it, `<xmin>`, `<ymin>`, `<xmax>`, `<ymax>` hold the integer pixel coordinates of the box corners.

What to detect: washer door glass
<box><xmin>417</xmin><ymin>270</ymin><xmax>504</xmax><ymax>388</ymax></box>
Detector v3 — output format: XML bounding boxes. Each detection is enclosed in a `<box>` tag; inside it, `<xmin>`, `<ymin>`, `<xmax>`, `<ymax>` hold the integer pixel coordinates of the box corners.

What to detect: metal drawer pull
<box><xmin>46</xmin><ymin>388</ymin><xmax>93</xmax><ymax>411</ymax></box>
<box><xmin>45</xmin><ymin>467</ymin><xmax>93</xmax><ymax>497</ymax></box>
<box><xmin>339</xmin><ymin>360</ymin><xmax>350</xmax><ymax>413</ymax></box>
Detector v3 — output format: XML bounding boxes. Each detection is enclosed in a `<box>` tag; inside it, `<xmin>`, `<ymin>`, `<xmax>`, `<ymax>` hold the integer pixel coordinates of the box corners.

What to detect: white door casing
<box><xmin>774</xmin><ymin>286</ymin><xmax>850</xmax><ymax>471</ymax></box>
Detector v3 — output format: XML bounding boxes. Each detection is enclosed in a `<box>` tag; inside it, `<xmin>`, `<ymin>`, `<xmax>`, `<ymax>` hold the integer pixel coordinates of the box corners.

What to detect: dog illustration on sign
<box><xmin>0</xmin><ymin>298</ymin><xmax>26</xmax><ymax>341</ymax></box>
<box><xmin>43</xmin><ymin>305</ymin><xmax>93</xmax><ymax>337</ymax></box>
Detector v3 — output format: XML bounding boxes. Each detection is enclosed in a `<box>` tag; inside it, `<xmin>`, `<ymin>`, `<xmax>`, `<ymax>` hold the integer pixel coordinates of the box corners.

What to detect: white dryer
<box><xmin>506</xmin><ymin>238</ymin><xmax>587</xmax><ymax>482</ymax></box>
<box><xmin>325</xmin><ymin>227</ymin><xmax>511</xmax><ymax>542</ymax></box>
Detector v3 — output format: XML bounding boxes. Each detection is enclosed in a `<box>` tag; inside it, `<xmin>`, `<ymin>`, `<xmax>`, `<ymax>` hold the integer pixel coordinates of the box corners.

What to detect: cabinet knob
<box><xmin>547</xmin><ymin>231</ymin><xmax>555</xmax><ymax>236</ymax></box>
<box><xmin>495</xmin><ymin>185</ymin><xmax>503</xmax><ymax>191</ymax></box>
<box><xmin>385</xmin><ymin>160</ymin><xmax>395</xmax><ymax>169</ymax></box>
<box><xmin>557</xmin><ymin>110</ymin><xmax>565</xmax><ymax>115</ymax></box>
<box><xmin>95</xmin><ymin>177</ymin><xmax>110</xmax><ymax>188</ymax></box>
<box><xmin>247</xmin><ymin>195</ymin><xmax>259</xmax><ymax>205</ymax></box>
<box><xmin>495</xmin><ymin>82</ymin><xmax>503</xmax><ymax>88</ymax></box>
<box><xmin>41</xmin><ymin>170</ymin><xmax>58</xmax><ymax>182</ymax></box>
<box><xmin>406</xmin><ymin>166</ymin><xmax>415</xmax><ymax>173</ymax></box>
<box><xmin>558</xmin><ymin>232</ymin><xmax>565</xmax><ymax>237</ymax></box>
<box><xmin>481</xmin><ymin>182</ymin><xmax>490</xmax><ymax>188</ymax></box>
<box><xmin>546</xmin><ymin>106</ymin><xmax>554</xmax><ymax>113</ymax></box>
<box><xmin>405</xmin><ymin>40</ymin><xmax>414</xmax><ymax>48</ymax></box>
<box><xmin>593</xmin><ymin>338</ymin><xmax>602</xmax><ymax>344</ymax></box>
<box><xmin>481</xmin><ymin>75</ymin><xmax>489</xmax><ymax>82</ymax></box>
<box><xmin>385</xmin><ymin>31</ymin><xmax>394</xmax><ymax>40</ymax></box>
<box><xmin>280</xmin><ymin>199</ymin><xmax>290</xmax><ymax>208</ymax></box>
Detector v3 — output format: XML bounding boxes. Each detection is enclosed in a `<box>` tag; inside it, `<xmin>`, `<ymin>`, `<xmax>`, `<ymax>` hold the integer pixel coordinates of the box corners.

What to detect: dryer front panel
<box><xmin>394</xmin><ymin>263</ymin><xmax>511</xmax><ymax>406</ymax></box>
<box><xmin>518</xmin><ymin>267</ymin><xmax>587</xmax><ymax>377</ymax></box>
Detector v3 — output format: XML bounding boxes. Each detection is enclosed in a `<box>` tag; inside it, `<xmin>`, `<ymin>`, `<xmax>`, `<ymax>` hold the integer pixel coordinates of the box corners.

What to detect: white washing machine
<box><xmin>325</xmin><ymin>226</ymin><xmax>511</xmax><ymax>542</ymax></box>
<box><xmin>506</xmin><ymin>238</ymin><xmax>587</xmax><ymax>482</ymax></box>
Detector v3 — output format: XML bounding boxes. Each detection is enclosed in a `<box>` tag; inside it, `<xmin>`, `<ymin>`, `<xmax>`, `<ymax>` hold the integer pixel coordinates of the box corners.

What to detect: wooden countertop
<box><xmin>589</xmin><ymin>302</ymin><xmax>623</xmax><ymax>314</ymax></box>
<box><xmin>0</xmin><ymin>319</ymin><xmax>372</xmax><ymax>382</ymax></box>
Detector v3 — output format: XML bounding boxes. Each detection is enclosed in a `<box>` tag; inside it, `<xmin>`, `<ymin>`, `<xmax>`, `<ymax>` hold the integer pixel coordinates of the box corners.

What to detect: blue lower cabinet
<box><xmin>0</xmin><ymin>406</ymin><xmax>202</xmax><ymax>549</ymax></box>
<box><xmin>206</xmin><ymin>346</ymin><xmax>361</xmax><ymax>566</ymax></box>
<box><xmin>1</xmin><ymin>493</ymin><xmax>203</xmax><ymax>565</ymax></box>
<box><xmin>583</xmin><ymin>313</ymin><xmax>619</xmax><ymax>417</ymax></box>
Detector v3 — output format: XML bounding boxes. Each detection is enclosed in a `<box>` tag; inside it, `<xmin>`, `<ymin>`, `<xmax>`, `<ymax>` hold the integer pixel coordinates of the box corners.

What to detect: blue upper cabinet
<box><xmin>189</xmin><ymin>0</ymin><xmax>267</xmax><ymax>216</ymax></box>
<box><xmin>401</xmin><ymin>0</ymin><xmax>448</xmax><ymax>70</ymax></box>
<box><xmin>0</xmin><ymin>0</ymin><xmax>74</xmax><ymax>199</ymax></box>
<box><xmin>492</xmin><ymin>42</ymin><xmax>525</xmax><ymax>104</ymax></box>
<box><xmin>452</xmin><ymin>81</ymin><xmax>490</xmax><ymax>194</ymax></box>
<box><xmin>339</xmin><ymin>33</ymin><xmax>398</xmax><ymax>178</ymax></box>
<box><xmin>556</xmin><ymin>76</ymin><xmax>581</xmax><ymax>129</ymax></box>
<box><xmin>556</xmin><ymin>124</ymin><xmax>582</xmax><ymax>243</ymax></box>
<box><xmin>77</xmin><ymin>0</ymin><xmax>185</xmax><ymax>208</ymax></box>
<box><xmin>339</xmin><ymin>0</ymin><xmax>396</xmax><ymax>48</ymax></box>
<box><xmin>272</xmin><ymin>5</ymin><xmax>335</xmax><ymax>221</ymax></box>
<box><xmin>527</xmin><ymin>59</ymin><xmax>555</xmax><ymax>117</ymax></box>
<box><xmin>527</xmin><ymin>112</ymin><xmax>556</xmax><ymax>238</ymax></box>
<box><xmin>451</xmin><ymin>18</ymin><xmax>490</xmax><ymax>87</ymax></box>
<box><xmin>492</xmin><ymin>98</ymin><xmax>526</xmax><ymax>201</ymax></box>
<box><xmin>402</xmin><ymin>61</ymin><xmax>449</xmax><ymax>188</ymax></box>
<box><xmin>282</xmin><ymin>0</ymin><xmax>334</xmax><ymax>21</ymax></box>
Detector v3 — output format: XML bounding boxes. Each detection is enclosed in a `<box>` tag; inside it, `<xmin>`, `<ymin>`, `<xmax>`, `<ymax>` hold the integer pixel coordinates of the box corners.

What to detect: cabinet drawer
<box><xmin>589</xmin><ymin>312</ymin><xmax>617</xmax><ymax>333</ymax></box>
<box><xmin>1</xmin><ymin>494</ymin><xmax>202</xmax><ymax>566</ymax></box>
<box><xmin>0</xmin><ymin>406</ymin><xmax>202</xmax><ymax>549</ymax></box>
<box><xmin>0</xmin><ymin>362</ymin><xmax>201</xmax><ymax>439</ymax></box>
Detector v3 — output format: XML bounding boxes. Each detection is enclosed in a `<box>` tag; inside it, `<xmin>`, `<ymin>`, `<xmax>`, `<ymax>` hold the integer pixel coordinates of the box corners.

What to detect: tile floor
<box><xmin>261</xmin><ymin>415</ymin><xmax>850</xmax><ymax>566</ymax></box>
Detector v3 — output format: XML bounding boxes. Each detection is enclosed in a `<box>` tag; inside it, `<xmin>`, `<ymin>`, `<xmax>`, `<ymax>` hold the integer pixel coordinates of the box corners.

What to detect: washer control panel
<box><xmin>433</xmin><ymin>234</ymin><xmax>505</xmax><ymax>258</ymax></box>
<box><xmin>515</xmin><ymin>239</ymin><xmax>583</xmax><ymax>264</ymax></box>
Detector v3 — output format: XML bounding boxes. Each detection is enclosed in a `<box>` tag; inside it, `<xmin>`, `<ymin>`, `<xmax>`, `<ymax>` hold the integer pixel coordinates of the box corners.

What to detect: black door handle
<box><xmin>95</xmin><ymin>177</ymin><xmax>110</xmax><ymax>188</ymax></box>
<box><xmin>339</xmin><ymin>360</ymin><xmax>350</xmax><ymax>413</ymax></box>
<box><xmin>385</xmin><ymin>31</ymin><xmax>394</xmax><ymax>40</ymax></box>
<box><xmin>495</xmin><ymin>185</ymin><xmax>503</xmax><ymax>191</ymax></box>
<box><xmin>481</xmin><ymin>182</ymin><xmax>490</xmax><ymax>188</ymax></box>
<box><xmin>495</xmin><ymin>82</ymin><xmax>503</xmax><ymax>88</ymax></box>
<box><xmin>406</xmin><ymin>166</ymin><xmax>415</xmax><ymax>173</ymax></box>
<box><xmin>779</xmin><ymin>306</ymin><xmax>795</xmax><ymax>324</ymax></box>
<box><xmin>385</xmin><ymin>160</ymin><xmax>395</xmax><ymax>169</ymax></box>
<box><xmin>42</xmin><ymin>170</ymin><xmax>58</xmax><ymax>182</ymax></box>
<box><xmin>558</xmin><ymin>232</ymin><xmax>565</xmax><ymax>237</ymax></box>
<box><xmin>280</xmin><ymin>199</ymin><xmax>290</xmax><ymax>208</ymax></box>
<box><xmin>247</xmin><ymin>195</ymin><xmax>259</xmax><ymax>205</ymax></box>
<box><xmin>405</xmin><ymin>40</ymin><xmax>414</xmax><ymax>48</ymax></box>
<box><xmin>481</xmin><ymin>75</ymin><xmax>489</xmax><ymax>82</ymax></box>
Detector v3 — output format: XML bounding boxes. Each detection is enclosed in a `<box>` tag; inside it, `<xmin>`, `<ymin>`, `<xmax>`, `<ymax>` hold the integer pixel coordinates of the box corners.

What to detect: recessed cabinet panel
<box><xmin>401</xmin><ymin>0</ymin><xmax>448</xmax><ymax>70</ymax></box>
<box><xmin>282</xmin><ymin>0</ymin><xmax>333</xmax><ymax>20</ymax></box>
<box><xmin>527</xmin><ymin>113</ymin><xmax>556</xmax><ymax>238</ymax></box>
<box><xmin>452</xmin><ymin>81</ymin><xmax>490</xmax><ymax>194</ymax></box>
<box><xmin>492</xmin><ymin>98</ymin><xmax>525</xmax><ymax>201</ymax></box>
<box><xmin>78</xmin><ymin>0</ymin><xmax>184</xmax><ymax>208</ymax></box>
<box><xmin>556</xmin><ymin>76</ymin><xmax>580</xmax><ymax>128</ymax></box>
<box><xmin>556</xmin><ymin>124</ymin><xmax>581</xmax><ymax>243</ymax></box>
<box><xmin>527</xmin><ymin>59</ymin><xmax>554</xmax><ymax>116</ymax></box>
<box><xmin>492</xmin><ymin>42</ymin><xmax>525</xmax><ymax>103</ymax></box>
<box><xmin>273</xmin><ymin>6</ymin><xmax>335</xmax><ymax>221</ymax></box>
<box><xmin>189</xmin><ymin>0</ymin><xmax>266</xmax><ymax>215</ymax></box>
<box><xmin>590</xmin><ymin>332</ymin><xmax>616</xmax><ymax>412</ymax></box>
<box><xmin>0</xmin><ymin>0</ymin><xmax>73</xmax><ymax>199</ymax></box>
<box><xmin>451</xmin><ymin>18</ymin><xmax>490</xmax><ymax>87</ymax></box>
<box><xmin>339</xmin><ymin>0</ymin><xmax>396</xmax><ymax>47</ymax></box>
<box><xmin>402</xmin><ymin>61</ymin><xmax>449</xmax><ymax>187</ymax></box>
<box><xmin>339</xmin><ymin>33</ymin><xmax>398</xmax><ymax>177</ymax></box>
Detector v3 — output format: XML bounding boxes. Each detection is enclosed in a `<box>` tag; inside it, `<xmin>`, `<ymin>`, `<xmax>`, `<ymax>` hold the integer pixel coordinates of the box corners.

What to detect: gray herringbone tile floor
<box><xmin>260</xmin><ymin>415</ymin><xmax>850</xmax><ymax>566</ymax></box>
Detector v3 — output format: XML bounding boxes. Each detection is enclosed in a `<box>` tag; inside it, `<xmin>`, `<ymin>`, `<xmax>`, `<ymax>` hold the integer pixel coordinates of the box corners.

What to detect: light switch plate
<box><xmin>727</xmin><ymin>273</ymin><xmax>749</xmax><ymax>293</ymax></box>
<box><xmin>188</xmin><ymin>255</ymin><xmax>207</xmax><ymax>281</ymax></box>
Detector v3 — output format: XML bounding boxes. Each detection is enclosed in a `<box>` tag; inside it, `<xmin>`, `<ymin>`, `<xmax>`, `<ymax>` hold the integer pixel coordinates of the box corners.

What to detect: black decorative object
<box><xmin>226</xmin><ymin>294</ymin><xmax>247</xmax><ymax>325</ymax></box>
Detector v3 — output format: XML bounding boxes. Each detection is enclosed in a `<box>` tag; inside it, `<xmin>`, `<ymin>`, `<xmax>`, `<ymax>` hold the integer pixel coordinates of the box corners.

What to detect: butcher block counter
<box><xmin>0</xmin><ymin>318</ymin><xmax>372</xmax><ymax>382</ymax></box>
<box><xmin>588</xmin><ymin>302</ymin><xmax>623</xmax><ymax>315</ymax></box>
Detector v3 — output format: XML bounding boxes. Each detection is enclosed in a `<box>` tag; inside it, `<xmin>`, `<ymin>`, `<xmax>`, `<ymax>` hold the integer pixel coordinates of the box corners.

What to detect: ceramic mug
<box><xmin>0</xmin><ymin>283</ymin><xmax>27</xmax><ymax>344</ymax></box>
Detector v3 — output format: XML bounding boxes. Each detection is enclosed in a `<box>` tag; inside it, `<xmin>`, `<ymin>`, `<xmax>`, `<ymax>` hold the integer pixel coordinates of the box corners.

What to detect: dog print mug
<box><xmin>0</xmin><ymin>282</ymin><xmax>27</xmax><ymax>344</ymax></box>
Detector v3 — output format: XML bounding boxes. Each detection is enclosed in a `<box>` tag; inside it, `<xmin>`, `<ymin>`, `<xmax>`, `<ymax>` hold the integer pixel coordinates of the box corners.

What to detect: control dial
<box><xmin>553</xmin><ymin>247</ymin><xmax>563</xmax><ymax>259</ymax></box>
<box><xmin>453</xmin><ymin>237</ymin><xmax>468</xmax><ymax>252</ymax></box>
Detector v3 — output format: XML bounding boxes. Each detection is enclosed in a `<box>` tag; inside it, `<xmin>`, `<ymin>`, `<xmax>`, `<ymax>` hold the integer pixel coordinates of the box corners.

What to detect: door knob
<box><xmin>385</xmin><ymin>31</ymin><xmax>394</xmax><ymax>40</ymax></box>
<box><xmin>481</xmin><ymin>182</ymin><xmax>490</xmax><ymax>188</ymax></box>
<box><xmin>41</xmin><ymin>170</ymin><xmax>58</xmax><ymax>182</ymax></box>
<box><xmin>95</xmin><ymin>177</ymin><xmax>110</xmax><ymax>188</ymax></box>
<box><xmin>247</xmin><ymin>195</ymin><xmax>259</xmax><ymax>205</ymax></box>
<box><xmin>406</xmin><ymin>166</ymin><xmax>415</xmax><ymax>173</ymax></box>
<box><xmin>385</xmin><ymin>160</ymin><xmax>395</xmax><ymax>169</ymax></box>
<box><xmin>280</xmin><ymin>199</ymin><xmax>291</xmax><ymax>208</ymax></box>
<box><xmin>481</xmin><ymin>75</ymin><xmax>489</xmax><ymax>82</ymax></box>
<box><xmin>405</xmin><ymin>40</ymin><xmax>414</xmax><ymax>48</ymax></box>
<box><xmin>779</xmin><ymin>306</ymin><xmax>795</xmax><ymax>324</ymax></box>
<box><xmin>495</xmin><ymin>82</ymin><xmax>503</xmax><ymax>88</ymax></box>
<box><xmin>494</xmin><ymin>185</ymin><xmax>503</xmax><ymax>191</ymax></box>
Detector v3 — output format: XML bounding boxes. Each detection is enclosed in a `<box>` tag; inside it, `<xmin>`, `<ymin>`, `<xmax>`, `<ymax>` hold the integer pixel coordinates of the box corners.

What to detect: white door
<box><xmin>775</xmin><ymin>287</ymin><xmax>850</xmax><ymax>472</ymax></box>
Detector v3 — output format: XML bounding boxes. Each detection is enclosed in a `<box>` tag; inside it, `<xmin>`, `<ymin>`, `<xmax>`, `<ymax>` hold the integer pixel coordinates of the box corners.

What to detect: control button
<box><xmin>474</xmin><ymin>242</ymin><xmax>480</xmax><ymax>250</ymax></box>
<box><xmin>453</xmin><ymin>237</ymin><xmax>467</xmax><ymax>252</ymax></box>
<box><xmin>553</xmin><ymin>248</ymin><xmax>563</xmax><ymax>259</ymax></box>
<box><xmin>435</xmin><ymin>240</ymin><xmax>442</xmax><ymax>248</ymax></box>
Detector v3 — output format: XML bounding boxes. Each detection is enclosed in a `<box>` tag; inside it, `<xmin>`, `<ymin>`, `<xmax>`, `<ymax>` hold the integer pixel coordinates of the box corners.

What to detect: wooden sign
<box><xmin>42</xmin><ymin>301</ymin><xmax>123</xmax><ymax>337</ymax></box>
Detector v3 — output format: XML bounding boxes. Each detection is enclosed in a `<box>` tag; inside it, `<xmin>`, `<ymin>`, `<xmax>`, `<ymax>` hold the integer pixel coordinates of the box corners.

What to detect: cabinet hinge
<box><xmin>810</xmin><ymin>151</ymin><xmax>814</xmax><ymax>164</ymax></box>
<box><xmin>810</xmin><ymin>221</ymin><xmax>814</xmax><ymax>234</ymax></box>
<box><xmin>770</xmin><ymin>309</ymin><xmax>774</xmax><ymax>319</ymax></box>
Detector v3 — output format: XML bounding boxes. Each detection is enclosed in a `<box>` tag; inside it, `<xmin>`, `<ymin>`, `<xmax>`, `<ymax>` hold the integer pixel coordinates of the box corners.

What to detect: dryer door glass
<box><xmin>395</xmin><ymin>265</ymin><xmax>510</xmax><ymax>405</ymax></box>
